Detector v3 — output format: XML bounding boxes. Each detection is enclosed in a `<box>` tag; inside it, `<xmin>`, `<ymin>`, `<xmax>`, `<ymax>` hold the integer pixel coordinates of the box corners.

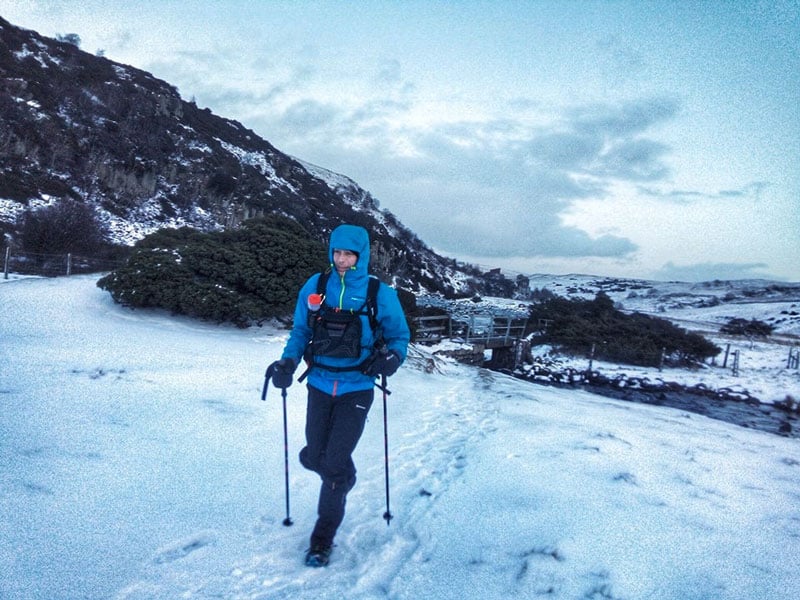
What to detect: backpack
<box><xmin>314</xmin><ymin>269</ymin><xmax>381</xmax><ymax>333</ymax></box>
<box><xmin>298</xmin><ymin>271</ymin><xmax>382</xmax><ymax>377</ymax></box>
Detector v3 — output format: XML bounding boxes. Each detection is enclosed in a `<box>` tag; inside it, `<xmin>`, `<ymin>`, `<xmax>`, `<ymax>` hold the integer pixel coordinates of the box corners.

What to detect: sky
<box><xmin>2</xmin><ymin>0</ymin><xmax>799</xmax><ymax>282</ymax></box>
<box><xmin>2</xmin><ymin>274</ymin><xmax>799</xmax><ymax>599</ymax></box>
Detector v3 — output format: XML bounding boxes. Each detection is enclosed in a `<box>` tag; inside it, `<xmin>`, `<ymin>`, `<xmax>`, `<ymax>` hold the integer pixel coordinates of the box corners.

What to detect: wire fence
<box><xmin>3</xmin><ymin>247</ymin><xmax>127</xmax><ymax>279</ymax></box>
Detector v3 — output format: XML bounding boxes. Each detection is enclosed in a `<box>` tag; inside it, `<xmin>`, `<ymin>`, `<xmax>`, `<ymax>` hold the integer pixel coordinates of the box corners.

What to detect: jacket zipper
<box><xmin>337</xmin><ymin>273</ymin><xmax>346</xmax><ymax>309</ymax></box>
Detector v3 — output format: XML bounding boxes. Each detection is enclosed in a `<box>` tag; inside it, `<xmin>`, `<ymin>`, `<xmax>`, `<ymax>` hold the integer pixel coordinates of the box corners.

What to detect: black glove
<box><xmin>363</xmin><ymin>350</ymin><xmax>401</xmax><ymax>378</ymax></box>
<box><xmin>270</xmin><ymin>358</ymin><xmax>296</xmax><ymax>389</ymax></box>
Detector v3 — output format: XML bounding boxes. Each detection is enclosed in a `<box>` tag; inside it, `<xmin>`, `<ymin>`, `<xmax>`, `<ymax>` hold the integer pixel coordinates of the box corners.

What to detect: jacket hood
<box><xmin>329</xmin><ymin>224</ymin><xmax>370</xmax><ymax>279</ymax></box>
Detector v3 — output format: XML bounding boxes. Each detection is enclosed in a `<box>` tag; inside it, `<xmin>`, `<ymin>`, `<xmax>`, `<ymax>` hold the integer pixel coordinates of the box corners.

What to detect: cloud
<box><xmin>523</xmin><ymin>98</ymin><xmax>678</xmax><ymax>184</ymax></box>
<box><xmin>281</xmin><ymin>99</ymin><xmax>340</xmax><ymax>132</ymax></box>
<box><xmin>651</xmin><ymin>261</ymin><xmax>782</xmax><ymax>282</ymax></box>
<box><xmin>597</xmin><ymin>138</ymin><xmax>671</xmax><ymax>181</ymax></box>
<box><xmin>177</xmin><ymin>49</ymin><xmax>674</xmax><ymax>264</ymax></box>
<box><xmin>719</xmin><ymin>181</ymin><xmax>769</xmax><ymax>200</ymax></box>
<box><xmin>639</xmin><ymin>180</ymin><xmax>771</xmax><ymax>204</ymax></box>
<box><xmin>268</xmin><ymin>96</ymin><xmax>685</xmax><ymax>261</ymax></box>
<box><xmin>526</xmin><ymin>132</ymin><xmax>604</xmax><ymax>170</ymax></box>
<box><xmin>375</xmin><ymin>58</ymin><xmax>402</xmax><ymax>84</ymax></box>
<box><xmin>570</xmin><ymin>97</ymin><xmax>681</xmax><ymax>138</ymax></box>
<box><xmin>456</xmin><ymin>225</ymin><xmax>638</xmax><ymax>259</ymax></box>
<box><xmin>596</xmin><ymin>35</ymin><xmax>648</xmax><ymax>81</ymax></box>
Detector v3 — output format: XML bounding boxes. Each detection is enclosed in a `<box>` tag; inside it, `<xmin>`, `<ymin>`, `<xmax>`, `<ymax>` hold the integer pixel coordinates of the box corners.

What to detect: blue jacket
<box><xmin>282</xmin><ymin>224</ymin><xmax>410</xmax><ymax>396</ymax></box>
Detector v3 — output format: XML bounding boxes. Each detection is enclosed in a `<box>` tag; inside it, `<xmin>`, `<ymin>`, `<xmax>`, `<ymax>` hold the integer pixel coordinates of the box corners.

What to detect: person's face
<box><xmin>333</xmin><ymin>249</ymin><xmax>358</xmax><ymax>275</ymax></box>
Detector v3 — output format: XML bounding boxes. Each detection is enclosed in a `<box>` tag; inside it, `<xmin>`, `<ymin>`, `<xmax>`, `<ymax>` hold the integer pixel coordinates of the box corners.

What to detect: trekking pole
<box><xmin>262</xmin><ymin>364</ymin><xmax>293</xmax><ymax>527</ymax></box>
<box><xmin>280</xmin><ymin>386</ymin><xmax>293</xmax><ymax>527</ymax></box>
<box><xmin>381</xmin><ymin>374</ymin><xmax>393</xmax><ymax>525</ymax></box>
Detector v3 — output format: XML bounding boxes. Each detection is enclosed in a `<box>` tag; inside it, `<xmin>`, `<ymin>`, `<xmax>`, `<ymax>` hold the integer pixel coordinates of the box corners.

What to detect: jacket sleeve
<box><xmin>377</xmin><ymin>283</ymin><xmax>411</xmax><ymax>361</ymax></box>
<box><xmin>281</xmin><ymin>275</ymin><xmax>320</xmax><ymax>364</ymax></box>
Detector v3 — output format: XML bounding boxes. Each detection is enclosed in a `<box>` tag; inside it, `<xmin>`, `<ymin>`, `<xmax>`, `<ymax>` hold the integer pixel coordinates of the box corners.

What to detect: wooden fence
<box><xmin>414</xmin><ymin>314</ymin><xmax>528</xmax><ymax>348</ymax></box>
<box><xmin>3</xmin><ymin>248</ymin><xmax>125</xmax><ymax>279</ymax></box>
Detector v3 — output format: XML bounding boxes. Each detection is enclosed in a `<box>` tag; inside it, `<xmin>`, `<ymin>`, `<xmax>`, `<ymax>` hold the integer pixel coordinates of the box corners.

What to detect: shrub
<box><xmin>720</xmin><ymin>317</ymin><xmax>775</xmax><ymax>338</ymax></box>
<box><xmin>528</xmin><ymin>292</ymin><xmax>720</xmax><ymax>367</ymax></box>
<box><xmin>19</xmin><ymin>199</ymin><xmax>108</xmax><ymax>254</ymax></box>
<box><xmin>97</xmin><ymin>216</ymin><xmax>328</xmax><ymax>326</ymax></box>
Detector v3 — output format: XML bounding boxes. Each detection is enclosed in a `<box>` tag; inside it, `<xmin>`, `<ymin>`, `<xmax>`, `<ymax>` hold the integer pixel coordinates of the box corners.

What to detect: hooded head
<box><xmin>329</xmin><ymin>224</ymin><xmax>370</xmax><ymax>281</ymax></box>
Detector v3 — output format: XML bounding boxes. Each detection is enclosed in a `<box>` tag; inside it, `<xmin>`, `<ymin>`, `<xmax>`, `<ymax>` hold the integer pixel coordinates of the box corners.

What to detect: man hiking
<box><xmin>268</xmin><ymin>223</ymin><xmax>410</xmax><ymax>567</ymax></box>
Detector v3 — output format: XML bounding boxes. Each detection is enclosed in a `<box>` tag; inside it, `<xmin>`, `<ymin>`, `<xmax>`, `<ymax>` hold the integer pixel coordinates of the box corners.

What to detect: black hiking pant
<box><xmin>299</xmin><ymin>385</ymin><xmax>374</xmax><ymax>547</ymax></box>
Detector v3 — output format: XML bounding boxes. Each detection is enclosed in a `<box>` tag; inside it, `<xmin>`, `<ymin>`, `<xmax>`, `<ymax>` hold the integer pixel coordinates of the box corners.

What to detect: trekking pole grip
<box><xmin>261</xmin><ymin>363</ymin><xmax>275</xmax><ymax>401</ymax></box>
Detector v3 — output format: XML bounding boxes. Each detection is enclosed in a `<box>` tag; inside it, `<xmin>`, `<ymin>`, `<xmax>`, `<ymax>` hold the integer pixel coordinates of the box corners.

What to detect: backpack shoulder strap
<box><xmin>366</xmin><ymin>275</ymin><xmax>380</xmax><ymax>332</ymax></box>
<box><xmin>316</xmin><ymin>270</ymin><xmax>331</xmax><ymax>296</ymax></box>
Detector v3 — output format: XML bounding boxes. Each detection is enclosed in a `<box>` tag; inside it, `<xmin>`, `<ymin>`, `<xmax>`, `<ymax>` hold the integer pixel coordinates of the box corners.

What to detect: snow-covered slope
<box><xmin>2</xmin><ymin>275</ymin><xmax>799</xmax><ymax>599</ymax></box>
<box><xmin>0</xmin><ymin>16</ymin><xmax>476</xmax><ymax>296</ymax></box>
<box><xmin>525</xmin><ymin>273</ymin><xmax>800</xmax><ymax>336</ymax></box>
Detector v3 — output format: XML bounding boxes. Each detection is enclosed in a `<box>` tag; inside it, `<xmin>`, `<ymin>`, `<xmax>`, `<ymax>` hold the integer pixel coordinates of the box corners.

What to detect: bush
<box><xmin>720</xmin><ymin>317</ymin><xmax>775</xmax><ymax>338</ymax></box>
<box><xmin>528</xmin><ymin>292</ymin><xmax>720</xmax><ymax>367</ymax></box>
<box><xmin>97</xmin><ymin>216</ymin><xmax>328</xmax><ymax>326</ymax></box>
<box><xmin>19</xmin><ymin>199</ymin><xmax>108</xmax><ymax>254</ymax></box>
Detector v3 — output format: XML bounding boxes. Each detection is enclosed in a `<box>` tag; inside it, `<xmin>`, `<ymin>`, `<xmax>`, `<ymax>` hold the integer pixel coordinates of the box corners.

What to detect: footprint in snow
<box><xmin>153</xmin><ymin>531</ymin><xmax>217</xmax><ymax>564</ymax></box>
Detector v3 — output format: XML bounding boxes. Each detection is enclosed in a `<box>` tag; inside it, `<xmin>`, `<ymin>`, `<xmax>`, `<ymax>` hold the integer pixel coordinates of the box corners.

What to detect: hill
<box><xmin>524</xmin><ymin>273</ymin><xmax>800</xmax><ymax>337</ymax></box>
<box><xmin>0</xmin><ymin>16</ymin><xmax>500</xmax><ymax>297</ymax></box>
<box><xmin>418</xmin><ymin>273</ymin><xmax>800</xmax><ymax>410</ymax></box>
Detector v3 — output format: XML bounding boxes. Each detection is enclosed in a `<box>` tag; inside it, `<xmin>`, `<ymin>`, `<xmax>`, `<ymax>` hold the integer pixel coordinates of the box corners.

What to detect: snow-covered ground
<box><xmin>426</xmin><ymin>273</ymin><xmax>800</xmax><ymax>406</ymax></box>
<box><xmin>2</xmin><ymin>275</ymin><xmax>800</xmax><ymax>599</ymax></box>
<box><xmin>525</xmin><ymin>273</ymin><xmax>800</xmax><ymax>337</ymax></box>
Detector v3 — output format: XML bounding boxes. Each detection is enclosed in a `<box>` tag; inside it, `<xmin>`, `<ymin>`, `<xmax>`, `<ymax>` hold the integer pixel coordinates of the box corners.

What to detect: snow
<box><xmin>524</xmin><ymin>273</ymin><xmax>800</xmax><ymax>336</ymax></box>
<box><xmin>217</xmin><ymin>140</ymin><xmax>286</xmax><ymax>189</ymax></box>
<box><xmin>2</xmin><ymin>275</ymin><xmax>800</xmax><ymax>599</ymax></box>
<box><xmin>94</xmin><ymin>198</ymin><xmax>223</xmax><ymax>247</ymax></box>
<box><xmin>113</xmin><ymin>65</ymin><xmax>132</xmax><ymax>81</ymax></box>
<box><xmin>296</xmin><ymin>159</ymin><xmax>359</xmax><ymax>194</ymax></box>
<box><xmin>516</xmin><ymin>340</ymin><xmax>800</xmax><ymax>408</ymax></box>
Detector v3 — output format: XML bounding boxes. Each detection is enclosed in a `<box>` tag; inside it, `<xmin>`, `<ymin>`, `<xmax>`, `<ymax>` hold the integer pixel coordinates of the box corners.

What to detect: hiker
<box><xmin>268</xmin><ymin>223</ymin><xmax>410</xmax><ymax>566</ymax></box>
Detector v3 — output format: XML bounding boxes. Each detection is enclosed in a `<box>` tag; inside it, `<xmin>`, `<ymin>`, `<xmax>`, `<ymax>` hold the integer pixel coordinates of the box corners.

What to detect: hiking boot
<box><xmin>304</xmin><ymin>543</ymin><xmax>333</xmax><ymax>567</ymax></box>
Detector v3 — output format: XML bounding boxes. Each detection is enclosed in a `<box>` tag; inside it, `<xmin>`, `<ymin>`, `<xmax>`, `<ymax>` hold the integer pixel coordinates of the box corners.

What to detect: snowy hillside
<box><xmin>0</xmin><ymin>16</ymin><xmax>479</xmax><ymax>297</ymax></box>
<box><xmin>2</xmin><ymin>275</ymin><xmax>799</xmax><ymax>599</ymax></box>
<box><xmin>525</xmin><ymin>273</ymin><xmax>800</xmax><ymax>336</ymax></box>
<box><xmin>423</xmin><ymin>273</ymin><xmax>800</xmax><ymax>408</ymax></box>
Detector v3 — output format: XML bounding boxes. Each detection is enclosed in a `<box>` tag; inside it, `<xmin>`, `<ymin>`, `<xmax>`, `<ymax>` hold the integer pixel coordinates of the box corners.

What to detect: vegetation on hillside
<box><xmin>720</xmin><ymin>317</ymin><xmax>775</xmax><ymax>338</ymax></box>
<box><xmin>528</xmin><ymin>292</ymin><xmax>720</xmax><ymax>367</ymax></box>
<box><xmin>97</xmin><ymin>216</ymin><xmax>328</xmax><ymax>327</ymax></box>
<box><xmin>19</xmin><ymin>199</ymin><xmax>108</xmax><ymax>255</ymax></box>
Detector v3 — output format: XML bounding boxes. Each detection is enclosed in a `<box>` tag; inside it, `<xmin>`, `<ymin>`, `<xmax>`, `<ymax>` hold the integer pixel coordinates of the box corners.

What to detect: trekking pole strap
<box><xmin>297</xmin><ymin>365</ymin><xmax>310</xmax><ymax>383</ymax></box>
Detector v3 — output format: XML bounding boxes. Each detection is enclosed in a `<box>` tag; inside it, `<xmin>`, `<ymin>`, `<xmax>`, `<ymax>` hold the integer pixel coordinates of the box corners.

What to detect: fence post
<box><xmin>788</xmin><ymin>347</ymin><xmax>799</xmax><ymax>370</ymax></box>
<box><xmin>3</xmin><ymin>247</ymin><xmax>8</xmax><ymax>280</ymax></box>
<box><xmin>732</xmin><ymin>350</ymin><xmax>740</xmax><ymax>377</ymax></box>
<box><xmin>66</xmin><ymin>253</ymin><xmax>72</xmax><ymax>276</ymax></box>
<box><xmin>722</xmin><ymin>343</ymin><xmax>730</xmax><ymax>368</ymax></box>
